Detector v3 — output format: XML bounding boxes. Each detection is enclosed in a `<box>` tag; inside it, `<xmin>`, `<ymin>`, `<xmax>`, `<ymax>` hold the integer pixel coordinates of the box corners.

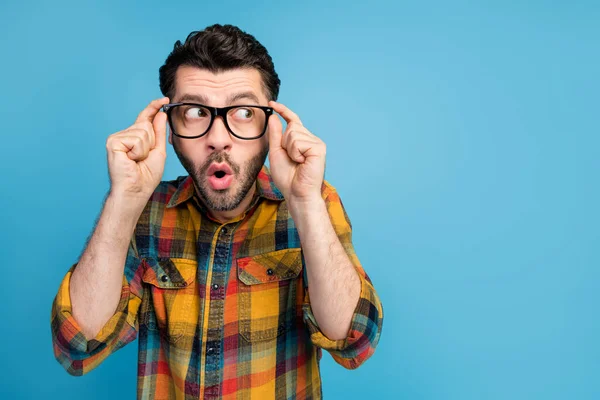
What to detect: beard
<box><xmin>172</xmin><ymin>141</ymin><xmax>268</xmax><ymax>212</ymax></box>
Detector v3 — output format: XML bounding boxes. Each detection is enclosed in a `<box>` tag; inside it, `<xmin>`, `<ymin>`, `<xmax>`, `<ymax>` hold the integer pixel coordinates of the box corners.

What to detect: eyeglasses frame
<box><xmin>161</xmin><ymin>102</ymin><xmax>274</xmax><ymax>140</ymax></box>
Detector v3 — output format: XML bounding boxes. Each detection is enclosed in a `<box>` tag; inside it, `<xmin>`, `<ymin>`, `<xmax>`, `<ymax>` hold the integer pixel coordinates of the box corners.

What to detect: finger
<box><xmin>286</xmin><ymin>121</ymin><xmax>314</xmax><ymax>138</ymax></box>
<box><xmin>285</xmin><ymin>123</ymin><xmax>319</xmax><ymax>144</ymax></box>
<box><xmin>130</xmin><ymin>121</ymin><xmax>155</xmax><ymax>150</ymax></box>
<box><xmin>152</xmin><ymin>109</ymin><xmax>168</xmax><ymax>153</ymax></box>
<box><xmin>135</xmin><ymin>97</ymin><xmax>170</xmax><ymax>125</ymax></box>
<box><xmin>109</xmin><ymin>134</ymin><xmax>149</xmax><ymax>161</ymax></box>
<box><xmin>267</xmin><ymin>112</ymin><xmax>284</xmax><ymax>151</ymax></box>
<box><xmin>269</xmin><ymin>101</ymin><xmax>303</xmax><ymax>126</ymax></box>
<box><xmin>282</xmin><ymin>128</ymin><xmax>320</xmax><ymax>151</ymax></box>
<box><xmin>288</xmin><ymin>139</ymin><xmax>321</xmax><ymax>164</ymax></box>
<box><xmin>122</xmin><ymin>136</ymin><xmax>148</xmax><ymax>161</ymax></box>
<box><xmin>114</xmin><ymin>127</ymin><xmax>151</xmax><ymax>151</ymax></box>
<box><xmin>297</xmin><ymin>124</ymin><xmax>318</xmax><ymax>139</ymax></box>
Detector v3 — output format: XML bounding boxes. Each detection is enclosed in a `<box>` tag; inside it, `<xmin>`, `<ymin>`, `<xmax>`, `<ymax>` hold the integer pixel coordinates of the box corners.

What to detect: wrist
<box><xmin>288</xmin><ymin>195</ymin><xmax>328</xmax><ymax>233</ymax></box>
<box><xmin>107</xmin><ymin>190</ymin><xmax>149</xmax><ymax>211</ymax></box>
<box><xmin>104</xmin><ymin>193</ymin><xmax>147</xmax><ymax>230</ymax></box>
<box><xmin>288</xmin><ymin>194</ymin><xmax>326</xmax><ymax>215</ymax></box>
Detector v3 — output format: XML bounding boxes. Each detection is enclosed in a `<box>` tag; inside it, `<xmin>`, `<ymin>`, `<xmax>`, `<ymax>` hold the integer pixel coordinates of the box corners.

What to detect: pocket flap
<box><xmin>237</xmin><ymin>248</ymin><xmax>303</xmax><ymax>285</ymax></box>
<box><xmin>142</xmin><ymin>257</ymin><xmax>197</xmax><ymax>289</ymax></box>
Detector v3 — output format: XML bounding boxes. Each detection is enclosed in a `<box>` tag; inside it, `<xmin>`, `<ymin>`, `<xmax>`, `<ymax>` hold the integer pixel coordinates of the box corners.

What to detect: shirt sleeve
<box><xmin>301</xmin><ymin>185</ymin><xmax>384</xmax><ymax>370</ymax></box>
<box><xmin>50</xmin><ymin>236</ymin><xmax>145</xmax><ymax>376</ymax></box>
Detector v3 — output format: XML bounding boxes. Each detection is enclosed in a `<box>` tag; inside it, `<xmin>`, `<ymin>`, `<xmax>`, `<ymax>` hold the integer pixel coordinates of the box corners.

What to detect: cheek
<box><xmin>260</xmin><ymin>135</ymin><xmax>269</xmax><ymax>149</ymax></box>
<box><xmin>242</xmin><ymin>143</ymin><xmax>267</xmax><ymax>163</ymax></box>
<box><xmin>177</xmin><ymin>138</ymin><xmax>203</xmax><ymax>155</ymax></box>
<box><xmin>175</xmin><ymin>139</ymin><xmax>209</xmax><ymax>165</ymax></box>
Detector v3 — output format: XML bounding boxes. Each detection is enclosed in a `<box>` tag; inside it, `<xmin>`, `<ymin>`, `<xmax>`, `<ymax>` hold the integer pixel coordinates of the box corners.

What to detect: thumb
<box><xmin>152</xmin><ymin>109</ymin><xmax>168</xmax><ymax>153</ymax></box>
<box><xmin>267</xmin><ymin>112</ymin><xmax>283</xmax><ymax>152</ymax></box>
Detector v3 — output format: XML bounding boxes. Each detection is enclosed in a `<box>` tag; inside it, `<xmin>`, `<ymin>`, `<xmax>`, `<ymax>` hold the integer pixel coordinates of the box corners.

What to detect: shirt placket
<box><xmin>203</xmin><ymin>223</ymin><xmax>233</xmax><ymax>399</ymax></box>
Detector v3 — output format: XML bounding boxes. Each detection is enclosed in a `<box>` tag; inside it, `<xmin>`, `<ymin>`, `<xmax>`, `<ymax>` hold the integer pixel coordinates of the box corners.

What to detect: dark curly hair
<box><xmin>159</xmin><ymin>24</ymin><xmax>280</xmax><ymax>102</ymax></box>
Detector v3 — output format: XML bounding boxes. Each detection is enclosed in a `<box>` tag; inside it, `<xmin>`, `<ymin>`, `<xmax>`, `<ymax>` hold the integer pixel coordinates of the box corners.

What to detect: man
<box><xmin>51</xmin><ymin>24</ymin><xmax>383</xmax><ymax>399</ymax></box>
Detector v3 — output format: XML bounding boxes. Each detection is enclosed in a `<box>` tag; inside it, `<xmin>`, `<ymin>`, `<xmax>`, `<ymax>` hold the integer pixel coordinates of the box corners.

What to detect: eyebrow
<box><xmin>176</xmin><ymin>91</ymin><xmax>261</xmax><ymax>105</ymax></box>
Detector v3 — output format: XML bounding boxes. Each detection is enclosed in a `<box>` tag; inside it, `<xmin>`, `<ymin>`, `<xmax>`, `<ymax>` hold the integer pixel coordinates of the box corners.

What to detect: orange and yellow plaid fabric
<box><xmin>51</xmin><ymin>165</ymin><xmax>384</xmax><ymax>399</ymax></box>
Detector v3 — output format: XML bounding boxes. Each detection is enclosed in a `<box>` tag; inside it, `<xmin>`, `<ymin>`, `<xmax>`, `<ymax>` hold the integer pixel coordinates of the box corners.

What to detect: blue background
<box><xmin>0</xmin><ymin>0</ymin><xmax>598</xmax><ymax>399</ymax></box>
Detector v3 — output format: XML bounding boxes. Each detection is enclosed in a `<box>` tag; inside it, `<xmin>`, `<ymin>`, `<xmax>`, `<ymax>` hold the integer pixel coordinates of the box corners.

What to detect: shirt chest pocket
<box><xmin>141</xmin><ymin>257</ymin><xmax>198</xmax><ymax>346</ymax></box>
<box><xmin>236</xmin><ymin>248</ymin><xmax>303</xmax><ymax>343</ymax></box>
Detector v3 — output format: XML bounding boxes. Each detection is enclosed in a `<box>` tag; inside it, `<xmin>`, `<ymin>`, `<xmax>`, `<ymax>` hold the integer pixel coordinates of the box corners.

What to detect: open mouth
<box><xmin>207</xmin><ymin>162</ymin><xmax>233</xmax><ymax>177</ymax></box>
<box><xmin>207</xmin><ymin>162</ymin><xmax>234</xmax><ymax>190</ymax></box>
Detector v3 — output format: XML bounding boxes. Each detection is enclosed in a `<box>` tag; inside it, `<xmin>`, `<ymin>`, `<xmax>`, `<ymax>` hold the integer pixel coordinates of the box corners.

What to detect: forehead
<box><xmin>173</xmin><ymin>66</ymin><xmax>267</xmax><ymax>105</ymax></box>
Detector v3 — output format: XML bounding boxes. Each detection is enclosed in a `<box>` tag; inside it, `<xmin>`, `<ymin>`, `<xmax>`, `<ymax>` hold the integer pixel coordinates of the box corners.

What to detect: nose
<box><xmin>205</xmin><ymin>115</ymin><xmax>233</xmax><ymax>152</ymax></box>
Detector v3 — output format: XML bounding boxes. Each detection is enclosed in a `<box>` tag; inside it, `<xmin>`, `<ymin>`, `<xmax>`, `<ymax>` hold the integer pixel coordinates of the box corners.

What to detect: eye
<box><xmin>232</xmin><ymin>107</ymin><xmax>254</xmax><ymax>120</ymax></box>
<box><xmin>184</xmin><ymin>107</ymin><xmax>209</xmax><ymax>119</ymax></box>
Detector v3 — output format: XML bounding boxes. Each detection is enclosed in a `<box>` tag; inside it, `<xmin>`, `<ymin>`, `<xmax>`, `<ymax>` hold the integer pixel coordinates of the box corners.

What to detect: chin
<box><xmin>199</xmin><ymin>180</ymin><xmax>245</xmax><ymax>212</ymax></box>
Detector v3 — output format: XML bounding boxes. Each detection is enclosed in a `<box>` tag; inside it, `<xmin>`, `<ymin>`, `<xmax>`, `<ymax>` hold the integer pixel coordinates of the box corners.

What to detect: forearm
<box><xmin>70</xmin><ymin>193</ymin><xmax>145</xmax><ymax>339</ymax></box>
<box><xmin>289</xmin><ymin>197</ymin><xmax>361</xmax><ymax>340</ymax></box>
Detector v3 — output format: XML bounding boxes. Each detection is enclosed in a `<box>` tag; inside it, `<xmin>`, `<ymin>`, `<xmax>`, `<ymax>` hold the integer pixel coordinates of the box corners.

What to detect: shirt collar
<box><xmin>166</xmin><ymin>164</ymin><xmax>284</xmax><ymax>209</ymax></box>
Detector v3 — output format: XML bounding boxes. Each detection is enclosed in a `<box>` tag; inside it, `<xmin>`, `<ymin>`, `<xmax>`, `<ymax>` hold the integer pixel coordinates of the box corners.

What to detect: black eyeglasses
<box><xmin>162</xmin><ymin>103</ymin><xmax>273</xmax><ymax>140</ymax></box>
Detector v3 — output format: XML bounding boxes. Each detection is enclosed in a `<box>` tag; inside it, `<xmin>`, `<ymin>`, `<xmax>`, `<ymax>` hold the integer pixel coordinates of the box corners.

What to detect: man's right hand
<box><xmin>106</xmin><ymin>97</ymin><xmax>171</xmax><ymax>202</ymax></box>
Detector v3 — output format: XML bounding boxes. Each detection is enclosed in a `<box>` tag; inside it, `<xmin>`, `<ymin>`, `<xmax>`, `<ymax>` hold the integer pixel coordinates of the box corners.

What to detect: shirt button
<box><xmin>266</xmin><ymin>269</ymin><xmax>274</xmax><ymax>276</ymax></box>
<box><xmin>207</xmin><ymin>347</ymin><xmax>214</xmax><ymax>355</ymax></box>
<box><xmin>212</xmin><ymin>284</ymin><xmax>219</xmax><ymax>290</ymax></box>
<box><xmin>221</xmin><ymin>227</ymin><xmax>228</xmax><ymax>235</ymax></box>
<box><xmin>161</xmin><ymin>275</ymin><xmax>168</xmax><ymax>282</ymax></box>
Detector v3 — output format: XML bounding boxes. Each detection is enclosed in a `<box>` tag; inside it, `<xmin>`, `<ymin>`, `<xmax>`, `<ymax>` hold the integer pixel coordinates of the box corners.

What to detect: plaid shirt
<box><xmin>51</xmin><ymin>165</ymin><xmax>384</xmax><ymax>399</ymax></box>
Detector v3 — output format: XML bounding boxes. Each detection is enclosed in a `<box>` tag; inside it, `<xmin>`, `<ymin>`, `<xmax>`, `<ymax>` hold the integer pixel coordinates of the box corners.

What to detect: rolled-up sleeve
<box><xmin>302</xmin><ymin>185</ymin><xmax>384</xmax><ymax>370</ymax></box>
<box><xmin>50</xmin><ymin>237</ymin><xmax>144</xmax><ymax>376</ymax></box>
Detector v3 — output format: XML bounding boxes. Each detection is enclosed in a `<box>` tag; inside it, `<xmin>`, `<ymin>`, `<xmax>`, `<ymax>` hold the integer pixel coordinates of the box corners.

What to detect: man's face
<box><xmin>169</xmin><ymin>66</ymin><xmax>270</xmax><ymax>213</ymax></box>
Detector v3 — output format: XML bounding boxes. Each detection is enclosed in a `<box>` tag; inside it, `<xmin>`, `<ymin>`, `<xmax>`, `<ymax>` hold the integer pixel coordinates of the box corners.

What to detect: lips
<box><xmin>207</xmin><ymin>162</ymin><xmax>233</xmax><ymax>177</ymax></box>
<box><xmin>206</xmin><ymin>162</ymin><xmax>234</xmax><ymax>190</ymax></box>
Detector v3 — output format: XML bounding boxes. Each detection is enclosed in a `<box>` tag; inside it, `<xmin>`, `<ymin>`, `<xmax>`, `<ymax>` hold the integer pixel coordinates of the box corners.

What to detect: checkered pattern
<box><xmin>51</xmin><ymin>165</ymin><xmax>383</xmax><ymax>399</ymax></box>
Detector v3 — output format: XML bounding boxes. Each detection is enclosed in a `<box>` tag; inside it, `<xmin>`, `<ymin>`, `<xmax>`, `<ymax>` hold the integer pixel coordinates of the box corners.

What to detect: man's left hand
<box><xmin>267</xmin><ymin>101</ymin><xmax>326</xmax><ymax>203</ymax></box>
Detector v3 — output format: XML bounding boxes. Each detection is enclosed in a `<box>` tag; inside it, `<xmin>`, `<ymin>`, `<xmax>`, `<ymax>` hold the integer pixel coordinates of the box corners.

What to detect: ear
<box><xmin>168</xmin><ymin>125</ymin><xmax>173</xmax><ymax>145</ymax></box>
